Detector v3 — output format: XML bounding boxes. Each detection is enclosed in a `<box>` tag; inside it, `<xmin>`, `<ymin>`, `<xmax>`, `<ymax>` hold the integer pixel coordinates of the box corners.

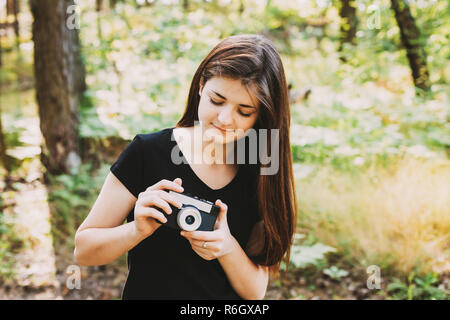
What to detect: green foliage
<box><xmin>0</xmin><ymin>0</ymin><xmax>448</xmax><ymax>292</ymax></box>
<box><xmin>0</xmin><ymin>125</ymin><xmax>28</xmax><ymax>173</ymax></box>
<box><xmin>79</xmin><ymin>102</ymin><xmax>119</xmax><ymax>138</ymax></box>
<box><xmin>323</xmin><ymin>265</ymin><xmax>349</xmax><ymax>281</ymax></box>
<box><xmin>290</xmin><ymin>89</ymin><xmax>448</xmax><ymax>173</ymax></box>
<box><xmin>74</xmin><ymin>0</ymin><xmax>449</xmax><ymax>170</ymax></box>
<box><xmin>47</xmin><ymin>163</ymin><xmax>110</xmax><ymax>247</ymax></box>
<box><xmin>386</xmin><ymin>272</ymin><xmax>449</xmax><ymax>300</ymax></box>
<box><xmin>0</xmin><ymin>213</ymin><xmax>24</xmax><ymax>282</ymax></box>
<box><xmin>3</xmin><ymin>128</ymin><xmax>25</xmax><ymax>149</ymax></box>
<box><xmin>289</xmin><ymin>243</ymin><xmax>336</xmax><ymax>269</ymax></box>
<box><xmin>288</xmin><ymin>232</ymin><xmax>336</xmax><ymax>271</ymax></box>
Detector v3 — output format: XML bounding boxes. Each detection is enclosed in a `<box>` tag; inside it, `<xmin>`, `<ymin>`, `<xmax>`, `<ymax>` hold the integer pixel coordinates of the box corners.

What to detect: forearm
<box><xmin>74</xmin><ymin>221</ymin><xmax>146</xmax><ymax>266</ymax></box>
<box><xmin>218</xmin><ymin>237</ymin><xmax>269</xmax><ymax>300</ymax></box>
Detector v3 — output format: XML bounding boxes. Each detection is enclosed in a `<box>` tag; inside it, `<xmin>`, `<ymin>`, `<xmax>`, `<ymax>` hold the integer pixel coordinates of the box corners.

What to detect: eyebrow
<box><xmin>210</xmin><ymin>90</ymin><xmax>256</xmax><ymax>109</ymax></box>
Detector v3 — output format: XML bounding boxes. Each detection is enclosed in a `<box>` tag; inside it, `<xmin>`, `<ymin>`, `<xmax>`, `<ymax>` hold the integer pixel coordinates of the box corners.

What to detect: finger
<box><xmin>187</xmin><ymin>241</ymin><xmax>217</xmax><ymax>257</ymax></box>
<box><xmin>139</xmin><ymin>195</ymin><xmax>173</xmax><ymax>215</ymax></box>
<box><xmin>183</xmin><ymin>238</ymin><xmax>217</xmax><ymax>260</ymax></box>
<box><xmin>190</xmin><ymin>239</ymin><xmax>219</xmax><ymax>252</ymax></box>
<box><xmin>138</xmin><ymin>206</ymin><xmax>168</xmax><ymax>224</ymax></box>
<box><xmin>149</xmin><ymin>179</ymin><xmax>184</xmax><ymax>193</ymax></box>
<box><xmin>157</xmin><ymin>190</ymin><xmax>183</xmax><ymax>209</ymax></box>
<box><xmin>181</xmin><ymin>230</ymin><xmax>223</xmax><ymax>242</ymax></box>
<box><xmin>216</xmin><ymin>199</ymin><xmax>228</xmax><ymax>214</ymax></box>
<box><xmin>215</xmin><ymin>199</ymin><xmax>228</xmax><ymax>225</ymax></box>
<box><xmin>173</xmin><ymin>178</ymin><xmax>183</xmax><ymax>185</ymax></box>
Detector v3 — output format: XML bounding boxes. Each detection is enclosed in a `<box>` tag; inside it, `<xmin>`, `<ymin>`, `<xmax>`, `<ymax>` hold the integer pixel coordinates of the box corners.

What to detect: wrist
<box><xmin>131</xmin><ymin>221</ymin><xmax>152</xmax><ymax>243</ymax></box>
<box><xmin>220</xmin><ymin>235</ymin><xmax>240</xmax><ymax>260</ymax></box>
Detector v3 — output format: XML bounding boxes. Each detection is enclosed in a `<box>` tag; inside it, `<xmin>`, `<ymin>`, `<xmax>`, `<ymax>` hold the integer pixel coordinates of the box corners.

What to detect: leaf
<box><xmin>387</xmin><ymin>279</ymin><xmax>407</xmax><ymax>293</ymax></box>
<box><xmin>290</xmin><ymin>243</ymin><xmax>336</xmax><ymax>269</ymax></box>
<box><xmin>323</xmin><ymin>266</ymin><xmax>349</xmax><ymax>280</ymax></box>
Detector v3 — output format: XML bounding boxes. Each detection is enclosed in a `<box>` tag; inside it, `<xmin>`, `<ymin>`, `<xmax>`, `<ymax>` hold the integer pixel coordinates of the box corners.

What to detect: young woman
<box><xmin>74</xmin><ymin>34</ymin><xmax>298</xmax><ymax>300</ymax></box>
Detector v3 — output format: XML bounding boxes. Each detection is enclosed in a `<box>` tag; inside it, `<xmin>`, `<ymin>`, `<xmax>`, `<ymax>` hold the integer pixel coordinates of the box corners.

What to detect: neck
<box><xmin>191</xmin><ymin>124</ymin><xmax>235</xmax><ymax>166</ymax></box>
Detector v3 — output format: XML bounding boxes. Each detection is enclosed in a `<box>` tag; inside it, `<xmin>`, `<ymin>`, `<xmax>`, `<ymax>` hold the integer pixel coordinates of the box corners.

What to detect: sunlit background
<box><xmin>0</xmin><ymin>0</ymin><xmax>448</xmax><ymax>300</ymax></box>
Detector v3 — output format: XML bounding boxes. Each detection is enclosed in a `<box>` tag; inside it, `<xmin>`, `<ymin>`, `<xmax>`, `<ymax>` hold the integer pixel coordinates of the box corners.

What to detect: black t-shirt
<box><xmin>110</xmin><ymin>127</ymin><xmax>261</xmax><ymax>299</ymax></box>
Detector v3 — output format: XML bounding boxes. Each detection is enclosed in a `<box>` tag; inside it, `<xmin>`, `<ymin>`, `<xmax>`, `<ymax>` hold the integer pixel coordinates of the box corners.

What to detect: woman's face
<box><xmin>197</xmin><ymin>76</ymin><xmax>260</xmax><ymax>144</ymax></box>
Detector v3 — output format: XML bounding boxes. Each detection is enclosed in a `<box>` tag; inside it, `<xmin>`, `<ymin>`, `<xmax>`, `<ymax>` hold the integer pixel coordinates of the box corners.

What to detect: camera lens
<box><xmin>185</xmin><ymin>215</ymin><xmax>195</xmax><ymax>225</ymax></box>
<box><xmin>177</xmin><ymin>207</ymin><xmax>202</xmax><ymax>231</ymax></box>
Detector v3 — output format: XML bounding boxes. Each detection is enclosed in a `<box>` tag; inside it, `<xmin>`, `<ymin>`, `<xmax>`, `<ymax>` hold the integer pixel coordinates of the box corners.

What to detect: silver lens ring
<box><xmin>177</xmin><ymin>207</ymin><xmax>202</xmax><ymax>231</ymax></box>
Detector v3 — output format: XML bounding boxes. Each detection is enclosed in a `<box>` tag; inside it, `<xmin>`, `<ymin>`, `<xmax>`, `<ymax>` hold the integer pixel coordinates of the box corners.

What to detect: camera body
<box><xmin>156</xmin><ymin>191</ymin><xmax>220</xmax><ymax>232</ymax></box>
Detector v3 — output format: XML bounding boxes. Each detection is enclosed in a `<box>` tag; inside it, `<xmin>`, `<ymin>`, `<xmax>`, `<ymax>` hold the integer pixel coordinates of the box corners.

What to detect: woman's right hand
<box><xmin>133</xmin><ymin>178</ymin><xmax>184</xmax><ymax>239</ymax></box>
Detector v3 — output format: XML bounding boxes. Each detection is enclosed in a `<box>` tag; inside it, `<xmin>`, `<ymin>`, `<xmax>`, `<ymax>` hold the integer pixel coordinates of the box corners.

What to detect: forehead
<box><xmin>204</xmin><ymin>77</ymin><xmax>258</xmax><ymax>108</ymax></box>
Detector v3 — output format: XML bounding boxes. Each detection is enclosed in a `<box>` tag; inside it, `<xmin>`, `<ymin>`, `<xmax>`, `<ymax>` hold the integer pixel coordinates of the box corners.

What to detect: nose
<box><xmin>217</xmin><ymin>105</ymin><xmax>233</xmax><ymax>127</ymax></box>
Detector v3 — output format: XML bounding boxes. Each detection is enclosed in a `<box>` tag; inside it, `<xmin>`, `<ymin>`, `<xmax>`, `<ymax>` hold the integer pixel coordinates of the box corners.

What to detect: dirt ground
<box><xmin>0</xmin><ymin>165</ymin><xmax>389</xmax><ymax>301</ymax></box>
<box><xmin>0</xmin><ymin>246</ymin><xmax>392</xmax><ymax>300</ymax></box>
<box><xmin>1</xmin><ymin>163</ymin><xmax>448</xmax><ymax>300</ymax></box>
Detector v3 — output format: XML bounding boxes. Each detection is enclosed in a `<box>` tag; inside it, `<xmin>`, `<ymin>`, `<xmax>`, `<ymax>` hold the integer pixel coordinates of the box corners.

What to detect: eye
<box><xmin>209</xmin><ymin>98</ymin><xmax>223</xmax><ymax>106</ymax></box>
<box><xmin>239</xmin><ymin>111</ymin><xmax>252</xmax><ymax>118</ymax></box>
<box><xmin>209</xmin><ymin>97</ymin><xmax>253</xmax><ymax>117</ymax></box>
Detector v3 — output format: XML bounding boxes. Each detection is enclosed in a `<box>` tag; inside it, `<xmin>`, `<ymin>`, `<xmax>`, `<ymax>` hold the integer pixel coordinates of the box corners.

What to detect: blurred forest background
<box><xmin>0</xmin><ymin>0</ymin><xmax>449</xmax><ymax>300</ymax></box>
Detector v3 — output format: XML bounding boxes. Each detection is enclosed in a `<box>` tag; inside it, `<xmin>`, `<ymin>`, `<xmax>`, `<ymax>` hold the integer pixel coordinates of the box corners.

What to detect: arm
<box><xmin>74</xmin><ymin>173</ymin><xmax>184</xmax><ymax>266</ymax></box>
<box><xmin>181</xmin><ymin>201</ymin><xmax>269</xmax><ymax>300</ymax></box>
<box><xmin>75</xmin><ymin>222</ymin><xmax>147</xmax><ymax>266</ymax></box>
<box><xmin>74</xmin><ymin>172</ymin><xmax>149</xmax><ymax>266</ymax></box>
<box><xmin>218</xmin><ymin>235</ymin><xmax>269</xmax><ymax>300</ymax></box>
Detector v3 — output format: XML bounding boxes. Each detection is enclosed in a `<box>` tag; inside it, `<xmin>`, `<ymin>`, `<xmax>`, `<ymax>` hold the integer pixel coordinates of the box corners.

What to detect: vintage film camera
<box><xmin>155</xmin><ymin>191</ymin><xmax>220</xmax><ymax>231</ymax></box>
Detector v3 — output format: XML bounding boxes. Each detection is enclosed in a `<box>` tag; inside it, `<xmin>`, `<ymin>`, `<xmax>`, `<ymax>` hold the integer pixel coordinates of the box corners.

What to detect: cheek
<box><xmin>230</xmin><ymin>119</ymin><xmax>256</xmax><ymax>140</ymax></box>
<box><xmin>239</xmin><ymin>115</ymin><xmax>259</xmax><ymax>131</ymax></box>
<box><xmin>197</xmin><ymin>100</ymin><xmax>216</xmax><ymax>122</ymax></box>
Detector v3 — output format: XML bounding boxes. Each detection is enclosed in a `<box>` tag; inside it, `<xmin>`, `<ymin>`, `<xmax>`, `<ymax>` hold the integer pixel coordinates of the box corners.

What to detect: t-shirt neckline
<box><xmin>168</xmin><ymin>127</ymin><xmax>242</xmax><ymax>192</ymax></box>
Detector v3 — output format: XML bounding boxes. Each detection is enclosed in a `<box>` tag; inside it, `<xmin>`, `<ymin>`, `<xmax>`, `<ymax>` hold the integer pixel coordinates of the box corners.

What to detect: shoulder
<box><xmin>134</xmin><ymin>127</ymin><xmax>173</xmax><ymax>151</ymax></box>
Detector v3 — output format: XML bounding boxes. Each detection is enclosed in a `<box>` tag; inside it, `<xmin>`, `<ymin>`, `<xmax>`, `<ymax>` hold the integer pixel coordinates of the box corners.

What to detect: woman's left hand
<box><xmin>181</xmin><ymin>199</ymin><xmax>236</xmax><ymax>261</ymax></box>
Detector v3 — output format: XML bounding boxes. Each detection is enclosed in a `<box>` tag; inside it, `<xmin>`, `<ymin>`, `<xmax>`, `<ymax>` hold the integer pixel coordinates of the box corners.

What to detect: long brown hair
<box><xmin>176</xmin><ymin>34</ymin><xmax>298</xmax><ymax>273</ymax></box>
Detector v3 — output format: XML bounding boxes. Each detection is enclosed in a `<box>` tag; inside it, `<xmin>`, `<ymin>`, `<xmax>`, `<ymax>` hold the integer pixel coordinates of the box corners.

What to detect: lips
<box><xmin>212</xmin><ymin>124</ymin><xmax>233</xmax><ymax>133</ymax></box>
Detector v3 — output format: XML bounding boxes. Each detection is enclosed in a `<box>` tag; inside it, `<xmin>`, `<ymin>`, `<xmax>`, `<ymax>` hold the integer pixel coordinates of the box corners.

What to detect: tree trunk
<box><xmin>13</xmin><ymin>0</ymin><xmax>19</xmax><ymax>41</ymax></box>
<box><xmin>30</xmin><ymin>0</ymin><xmax>86</xmax><ymax>175</ymax></box>
<box><xmin>0</xmin><ymin>34</ymin><xmax>11</xmax><ymax>175</ymax></box>
<box><xmin>6</xmin><ymin>0</ymin><xmax>14</xmax><ymax>15</ymax></box>
<box><xmin>96</xmin><ymin>0</ymin><xmax>104</xmax><ymax>11</ymax></box>
<box><xmin>0</xmin><ymin>27</ymin><xmax>2</xmax><ymax>68</ymax></box>
<box><xmin>6</xmin><ymin>0</ymin><xmax>20</xmax><ymax>44</ymax></box>
<box><xmin>183</xmin><ymin>0</ymin><xmax>189</xmax><ymax>11</ymax></box>
<box><xmin>0</xmin><ymin>106</ymin><xmax>10</xmax><ymax>175</ymax></box>
<box><xmin>338</xmin><ymin>0</ymin><xmax>358</xmax><ymax>48</ymax></box>
<box><xmin>110</xmin><ymin>0</ymin><xmax>118</xmax><ymax>9</ymax></box>
<box><xmin>239</xmin><ymin>0</ymin><xmax>245</xmax><ymax>15</ymax></box>
<box><xmin>391</xmin><ymin>0</ymin><xmax>430</xmax><ymax>92</ymax></box>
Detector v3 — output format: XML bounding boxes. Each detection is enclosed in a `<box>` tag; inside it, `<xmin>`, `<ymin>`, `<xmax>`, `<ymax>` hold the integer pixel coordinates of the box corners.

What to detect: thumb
<box><xmin>174</xmin><ymin>177</ymin><xmax>182</xmax><ymax>185</ymax></box>
<box><xmin>214</xmin><ymin>199</ymin><xmax>227</xmax><ymax>229</ymax></box>
<box><xmin>215</xmin><ymin>199</ymin><xmax>228</xmax><ymax>221</ymax></box>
